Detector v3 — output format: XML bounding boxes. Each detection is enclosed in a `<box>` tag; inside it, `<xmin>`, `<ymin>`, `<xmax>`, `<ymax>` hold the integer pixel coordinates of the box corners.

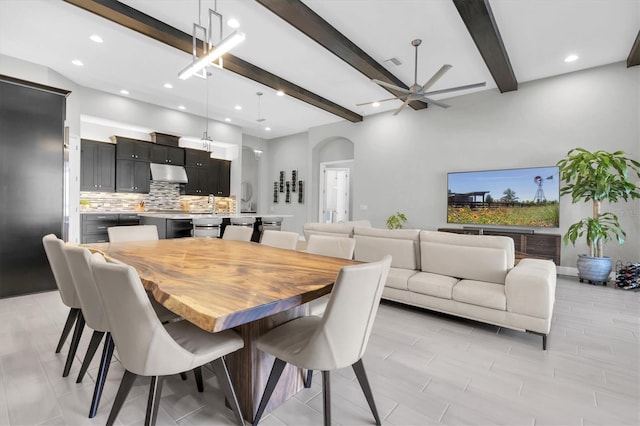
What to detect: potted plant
<box><xmin>557</xmin><ymin>148</ymin><xmax>640</xmax><ymax>283</ymax></box>
<box><xmin>386</xmin><ymin>212</ymin><xmax>407</xmax><ymax>229</ymax></box>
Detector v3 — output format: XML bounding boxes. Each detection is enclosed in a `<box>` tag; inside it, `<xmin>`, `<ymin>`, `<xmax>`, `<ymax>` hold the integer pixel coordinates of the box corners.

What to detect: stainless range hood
<box><xmin>150</xmin><ymin>163</ymin><xmax>188</xmax><ymax>183</ymax></box>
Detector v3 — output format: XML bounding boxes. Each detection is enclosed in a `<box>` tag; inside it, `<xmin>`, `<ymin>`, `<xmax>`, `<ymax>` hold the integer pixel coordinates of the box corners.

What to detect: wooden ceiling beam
<box><xmin>256</xmin><ymin>0</ymin><xmax>427</xmax><ymax>111</ymax></box>
<box><xmin>627</xmin><ymin>30</ymin><xmax>640</xmax><ymax>68</ymax></box>
<box><xmin>452</xmin><ymin>0</ymin><xmax>517</xmax><ymax>93</ymax></box>
<box><xmin>62</xmin><ymin>0</ymin><xmax>362</xmax><ymax>123</ymax></box>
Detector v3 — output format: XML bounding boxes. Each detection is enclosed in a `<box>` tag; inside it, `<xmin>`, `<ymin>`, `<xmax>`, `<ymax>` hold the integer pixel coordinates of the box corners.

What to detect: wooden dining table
<box><xmin>84</xmin><ymin>237</ymin><xmax>358</xmax><ymax>421</ymax></box>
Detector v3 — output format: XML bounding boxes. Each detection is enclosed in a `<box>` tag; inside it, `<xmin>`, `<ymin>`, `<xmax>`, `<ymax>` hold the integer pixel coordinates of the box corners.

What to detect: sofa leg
<box><xmin>526</xmin><ymin>330</ymin><xmax>548</xmax><ymax>350</ymax></box>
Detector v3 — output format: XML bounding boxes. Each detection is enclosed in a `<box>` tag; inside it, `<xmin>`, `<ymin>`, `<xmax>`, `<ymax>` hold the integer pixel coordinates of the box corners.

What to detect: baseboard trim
<box><xmin>557</xmin><ymin>266</ymin><xmax>578</xmax><ymax>277</ymax></box>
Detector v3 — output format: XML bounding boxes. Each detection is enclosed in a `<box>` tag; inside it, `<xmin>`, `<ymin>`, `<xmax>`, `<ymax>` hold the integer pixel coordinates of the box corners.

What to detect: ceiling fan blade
<box><xmin>421</xmin><ymin>97</ymin><xmax>450</xmax><ymax>109</ymax></box>
<box><xmin>392</xmin><ymin>98</ymin><xmax>411</xmax><ymax>116</ymax></box>
<box><xmin>371</xmin><ymin>79</ymin><xmax>412</xmax><ymax>94</ymax></box>
<box><xmin>421</xmin><ymin>64</ymin><xmax>452</xmax><ymax>91</ymax></box>
<box><xmin>356</xmin><ymin>96</ymin><xmax>408</xmax><ymax>106</ymax></box>
<box><xmin>424</xmin><ymin>81</ymin><xmax>486</xmax><ymax>96</ymax></box>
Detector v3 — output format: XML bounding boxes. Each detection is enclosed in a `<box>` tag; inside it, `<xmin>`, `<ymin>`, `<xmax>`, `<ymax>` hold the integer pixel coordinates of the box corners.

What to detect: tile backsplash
<box><xmin>80</xmin><ymin>181</ymin><xmax>236</xmax><ymax>213</ymax></box>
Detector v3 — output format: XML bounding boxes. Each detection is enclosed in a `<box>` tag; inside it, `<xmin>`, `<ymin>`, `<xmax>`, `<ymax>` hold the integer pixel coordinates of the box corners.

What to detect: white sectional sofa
<box><xmin>352</xmin><ymin>227</ymin><xmax>556</xmax><ymax>349</ymax></box>
<box><xmin>302</xmin><ymin>220</ymin><xmax>371</xmax><ymax>241</ymax></box>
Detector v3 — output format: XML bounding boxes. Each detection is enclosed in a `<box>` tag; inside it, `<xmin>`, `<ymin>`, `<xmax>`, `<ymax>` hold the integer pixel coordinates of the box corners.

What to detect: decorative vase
<box><xmin>577</xmin><ymin>254</ymin><xmax>612</xmax><ymax>284</ymax></box>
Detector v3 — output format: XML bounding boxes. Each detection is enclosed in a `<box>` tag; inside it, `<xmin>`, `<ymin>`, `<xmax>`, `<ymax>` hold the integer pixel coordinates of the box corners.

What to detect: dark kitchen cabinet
<box><xmin>81</xmin><ymin>213</ymin><xmax>140</xmax><ymax>243</ymax></box>
<box><xmin>184</xmin><ymin>148</ymin><xmax>212</xmax><ymax>195</ymax></box>
<box><xmin>115</xmin><ymin>137</ymin><xmax>151</xmax><ymax>161</ymax></box>
<box><xmin>185</xmin><ymin>166</ymin><xmax>210</xmax><ymax>195</ymax></box>
<box><xmin>210</xmin><ymin>158</ymin><xmax>231</xmax><ymax>196</ymax></box>
<box><xmin>150</xmin><ymin>144</ymin><xmax>184</xmax><ymax>165</ymax></box>
<box><xmin>80</xmin><ymin>139</ymin><xmax>115</xmax><ymax>192</ymax></box>
<box><xmin>116</xmin><ymin>159</ymin><xmax>150</xmax><ymax>193</ymax></box>
<box><xmin>185</xmin><ymin>148</ymin><xmax>210</xmax><ymax>167</ymax></box>
<box><xmin>115</xmin><ymin>137</ymin><xmax>151</xmax><ymax>193</ymax></box>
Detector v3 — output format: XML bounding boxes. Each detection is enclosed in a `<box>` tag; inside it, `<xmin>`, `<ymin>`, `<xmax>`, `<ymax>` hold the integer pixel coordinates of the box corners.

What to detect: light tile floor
<box><xmin>0</xmin><ymin>275</ymin><xmax>638</xmax><ymax>425</ymax></box>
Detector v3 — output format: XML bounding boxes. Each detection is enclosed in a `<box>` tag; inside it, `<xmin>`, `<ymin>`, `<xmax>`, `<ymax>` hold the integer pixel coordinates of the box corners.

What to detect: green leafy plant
<box><xmin>556</xmin><ymin>148</ymin><xmax>640</xmax><ymax>257</ymax></box>
<box><xmin>386</xmin><ymin>212</ymin><xmax>407</xmax><ymax>230</ymax></box>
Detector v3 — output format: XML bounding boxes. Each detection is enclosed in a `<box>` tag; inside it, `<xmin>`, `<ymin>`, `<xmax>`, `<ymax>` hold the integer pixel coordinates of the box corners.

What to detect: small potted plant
<box><xmin>386</xmin><ymin>212</ymin><xmax>408</xmax><ymax>230</ymax></box>
<box><xmin>557</xmin><ymin>148</ymin><xmax>640</xmax><ymax>283</ymax></box>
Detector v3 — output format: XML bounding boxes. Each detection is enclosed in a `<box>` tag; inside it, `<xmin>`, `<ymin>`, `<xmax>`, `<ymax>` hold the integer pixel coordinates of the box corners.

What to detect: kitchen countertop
<box><xmin>81</xmin><ymin>211</ymin><xmax>291</xmax><ymax>219</ymax></box>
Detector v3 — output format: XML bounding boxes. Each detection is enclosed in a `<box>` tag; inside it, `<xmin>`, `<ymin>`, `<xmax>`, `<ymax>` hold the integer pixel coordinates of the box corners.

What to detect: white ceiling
<box><xmin>0</xmin><ymin>0</ymin><xmax>638</xmax><ymax>140</ymax></box>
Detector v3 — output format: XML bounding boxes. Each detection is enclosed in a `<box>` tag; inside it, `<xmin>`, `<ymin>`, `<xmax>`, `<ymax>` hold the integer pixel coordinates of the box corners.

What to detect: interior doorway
<box><xmin>319</xmin><ymin>161</ymin><xmax>352</xmax><ymax>223</ymax></box>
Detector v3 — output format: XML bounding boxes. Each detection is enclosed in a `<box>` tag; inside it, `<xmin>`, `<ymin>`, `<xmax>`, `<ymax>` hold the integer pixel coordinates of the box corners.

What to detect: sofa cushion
<box><xmin>386</xmin><ymin>267</ymin><xmax>419</xmax><ymax>290</ymax></box>
<box><xmin>302</xmin><ymin>220</ymin><xmax>371</xmax><ymax>241</ymax></box>
<box><xmin>420</xmin><ymin>231</ymin><xmax>514</xmax><ymax>284</ymax></box>
<box><xmin>354</xmin><ymin>227</ymin><xmax>421</xmax><ymax>270</ymax></box>
<box><xmin>452</xmin><ymin>280</ymin><xmax>506</xmax><ymax>311</ymax></box>
<box><xmin>407</xmin><ymin>272</ymin><xmax>459</xmax><ymax>299</ymax></box>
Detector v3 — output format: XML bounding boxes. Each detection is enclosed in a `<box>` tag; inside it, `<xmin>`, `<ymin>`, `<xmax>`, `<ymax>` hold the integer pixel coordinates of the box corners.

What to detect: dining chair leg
<box><xmin>211</xmin><ymin>358</ymin><xmax>244</xmax><ymax>426</ymax></box>
<box><xmin>194</xmin><ymin>366</ymin><xmax>204</xmax><ymax>392</ymax></box>
<box><xmin>145</xmin><ymin>376</ymin><xmax>164</xmax><ymax>426</ymax></box>
<box><xmin>89</xmin><ymin>333</ymin><xmax>114</xmax><ymax>418</ymax></box>
<box><xmin>305</xmin><ymin>369</ymin><xmax>313</xmax><ymax>388</ymax></box>
<box><xmin>77</xmin><ymin>330</ymin><xmax>105</xmax><ymax>383</ymax></box>
<box><xmin>352</xmin><ymin>359</ymin><xmax>381</xmax><ymax>426</ymax></box>
<box><xmin>107</xmin><ymin>369</ymin><xmax>138</xmax><ymax>426</ymax></box>
<box><xmin>56</xmin><ymin>308</ymin><xmax>79</xmax><ymax>353</ymax></box>
<box><xmin>252</xmin><ymin>358</ymin><xmax>286</xmax><ymax>426</ymax></box>
<box><xmin>322</xmin><ymin>371</ymin><xmax>331</xmax><ymax>426</ymax></box>
<box><xmin>179</xmin><ymin>372</ymin><xmax>188</xmax><ymax>380</ymax></box>
<box><xmin>63</xmin><ymin>311</ymin><xmax>85</xmax><ymax>377</ymax></box>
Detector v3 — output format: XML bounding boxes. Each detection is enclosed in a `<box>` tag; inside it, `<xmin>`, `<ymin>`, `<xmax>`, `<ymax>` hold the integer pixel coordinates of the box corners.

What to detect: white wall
<box><xmin>242</xmin><ymin>134</ymin><xmax>269</xmax><ymax>213</ymax></box>
<box><xmin>265</xmin><ymin>132</ymin><xmax>309</xmax><ymax>234</ymax></box>
<box><xmin>299</xmin><ymin>62</ymin><xmax>639</xmax><ymax>267</ymax></box>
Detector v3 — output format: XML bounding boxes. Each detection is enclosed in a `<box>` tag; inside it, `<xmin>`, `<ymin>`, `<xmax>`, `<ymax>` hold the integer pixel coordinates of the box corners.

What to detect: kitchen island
<box><xmin>138</xmin><ymin>212</ymin><xmax>292</xmax><ymax>240</ymax></box>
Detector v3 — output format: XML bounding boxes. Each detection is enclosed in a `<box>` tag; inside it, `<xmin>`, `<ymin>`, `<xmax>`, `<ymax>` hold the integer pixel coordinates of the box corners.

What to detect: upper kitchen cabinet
<box><xmin>114</xmin><ymin>137</ymin><xmax>151</xmax><ymax>193</ymax></box>
<box><xmin>184</xmin><ymin>148</ymin><xmax>210</xmax><ymax>168</ymax></box>
<box><xmin>150</xmin><ymin>144</ymin><xmax>184</xmax><ymax>165</ymax></box>
<box><xmin>80</xmin><ymin>139</ymin><xmax>115</xmax><ymax>192</ymax></box>
<box><xmin>115</xmin><ymin>136</ymin><xmax>151</xmax><ymax>161</ymax></box>
<box><xmin>116</xmin><ymin>159</ymin><xmax>150</xmax><ymax>193</ymax></box>
<box><xmin>210</xmin><ymin>158</ymin><xmax>231</xmax><ymax>197</ymax></box>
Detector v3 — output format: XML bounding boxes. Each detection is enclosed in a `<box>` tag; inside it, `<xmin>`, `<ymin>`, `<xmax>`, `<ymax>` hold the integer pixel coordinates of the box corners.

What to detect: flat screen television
<box><xmin>447</xmin><ymin>166</ymin><xmax>560</xmax><ymax>228</ymax></box>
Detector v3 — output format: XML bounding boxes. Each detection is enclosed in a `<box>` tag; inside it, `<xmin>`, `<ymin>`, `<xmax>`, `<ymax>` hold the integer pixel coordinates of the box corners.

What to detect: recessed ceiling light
<box><xmin>225</xmin><ymin>118</ymin><xmax>231</xmax><ymax>122</ymax></box>
<box><xmin>276</xmin><ymin>90</ymin><xmax>285</xmax><ymax>97</ymax></box>
<box><xmin>120</xmin><ymin>89</ymin><xmax>129</xmax><ymax>95</ymax></box>
<box><xmin>265</xmin><ymin>127</ymin><xmax>271</xmax><ymax>131</ymax></box>
<box><xmin>227</xmin><ymin>18</ymin><xmax>240</xmax><ymax>29</ymax></box>
<box><xmin>564</xmin><ymin>54</ymin><xmax>579</xmax><ymax>63</ymax></box>
<box><xmin>178</xmin><ymin>105</ymin><xmax>186</xmax><ymax>110</ymax></box>
<box><xmin>89</xmin><ymin>34</ymin><xmax>103</xmax><ymax>43</ymax></box>
<box><xmin>372</xmin><ymin>102</ymin><xmax>380</xmax><ymax>107</ymax></box>
<box><xmin>163</xmin><ymin>83</ymin><xmax>173</xmax><ymax>89</ymax></box>
<box><xmin>234</xmin><ymin>105</ymin><xmax>242</xmax><ymax>110</ymax></box>
<box><xmin>72</xmin><ymin>59</ymin><xmax>84</xmax><ymax>67</ymax></box>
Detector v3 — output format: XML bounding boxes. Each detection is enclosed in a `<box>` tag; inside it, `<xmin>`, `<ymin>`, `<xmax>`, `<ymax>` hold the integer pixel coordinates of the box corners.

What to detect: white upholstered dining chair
<box><xmin>90</xmin><ymin>257</ymin><xmax>245</xmax><ymax>426</ymax></box>
<box><xmin>252</xmin><ymin>255</ymin><xmax>391</xmax><ymax>426</ymax></box>
<box><xmin>222</xmin><ymin>225</ymin><xmax>254</xmax><ymax>241</ymax></box>
<box><xmin>259</xmin><ymin>230</ymin><xmax>299</xmax><ymax>250</ymax></box>
<box><xmin>107</xmin><ymin>224</ymin><xmax>158</xmax><ymax>242</ymax></box>
<box><xmin>42</xmin><ymin>234</ymin><xmax>85</xmax><ymax>378</ymax></box>
<box><xmin>63</xmin><ymin>246</ymin><xmax>113</xmax><ymax>418</ymax></box>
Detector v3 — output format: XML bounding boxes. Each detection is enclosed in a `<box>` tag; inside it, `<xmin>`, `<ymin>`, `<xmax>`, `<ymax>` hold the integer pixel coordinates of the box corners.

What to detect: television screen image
<box><xmin>447</xmin><ymin>166</ymin><xmax>560</xmax><ymax>228</ymax></box>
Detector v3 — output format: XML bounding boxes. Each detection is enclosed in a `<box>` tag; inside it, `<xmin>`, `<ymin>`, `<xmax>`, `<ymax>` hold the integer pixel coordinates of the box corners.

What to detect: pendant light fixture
<box><xmin>256</xmin><ymin>92</ymin><xmax>266</xmax><ymax>123</ymax></box>
<box><xmin>178</xmin><ymin>0</ymin><xmax>245</xmax><ymax>80</ymax></box>
<box><xmin>202</xmin><ymin>71</ymin><xmax>213</xmax><ymax>151</ymax></box>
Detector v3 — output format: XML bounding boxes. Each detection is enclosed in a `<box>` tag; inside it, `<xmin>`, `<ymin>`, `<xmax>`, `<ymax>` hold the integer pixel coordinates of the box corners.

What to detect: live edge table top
<box><xmin>84</xmin><ymin>238</ymin><xmax>357</xmax><ymax>333</ymax></box>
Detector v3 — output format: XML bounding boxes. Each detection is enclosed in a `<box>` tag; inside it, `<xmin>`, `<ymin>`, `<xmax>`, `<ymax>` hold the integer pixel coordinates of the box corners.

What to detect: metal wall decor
<box><xmin>273</xmin><ymin>171</ymin><xmax>304</xmax><ymax>204</ymax></box>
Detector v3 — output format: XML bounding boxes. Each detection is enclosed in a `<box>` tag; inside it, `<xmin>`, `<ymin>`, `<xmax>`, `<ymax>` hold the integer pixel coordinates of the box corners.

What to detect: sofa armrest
<box><xmin>505</xmin><ymin>258</ymin><xmax>556</xmax><ymax>320</ymax></box>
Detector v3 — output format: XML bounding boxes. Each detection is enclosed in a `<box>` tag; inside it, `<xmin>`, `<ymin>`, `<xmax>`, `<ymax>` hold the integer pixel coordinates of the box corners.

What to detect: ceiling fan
<box><xmin>358</xmin><ymin>39</ymin><xmax>486</xmax><ymax>115</ymax></box>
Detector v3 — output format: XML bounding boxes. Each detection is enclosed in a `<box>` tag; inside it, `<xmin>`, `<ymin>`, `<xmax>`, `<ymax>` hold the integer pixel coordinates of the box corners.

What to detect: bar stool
<box><xmin>192</xmin><ymin>217</ymin><xmax>223</xmax><ymax>238</ymax></box>
<box><xmin>230</xmin><ymin>216</ymin><xmax>256</xmax><ymax>228</ymax></box>
<box><xmin>260</xmin><ymin>216</ymin><xmax>283</xmax><ymax>232</ymax></box>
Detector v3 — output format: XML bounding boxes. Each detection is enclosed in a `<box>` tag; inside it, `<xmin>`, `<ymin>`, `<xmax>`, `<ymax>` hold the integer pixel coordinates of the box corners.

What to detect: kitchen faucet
<box><xmin>208</xmin><ymin>194</ymin><xmax>215</xmax><ymax>212</ymax></box>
